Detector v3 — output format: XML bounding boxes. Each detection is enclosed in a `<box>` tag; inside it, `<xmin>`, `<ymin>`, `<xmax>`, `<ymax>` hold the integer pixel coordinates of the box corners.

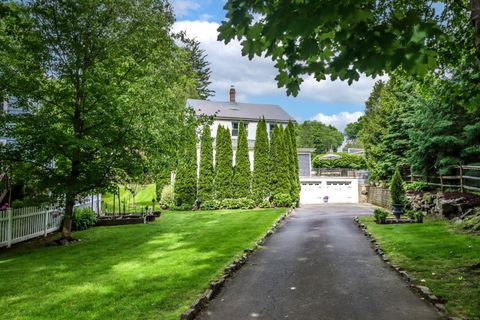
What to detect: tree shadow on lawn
<box><xmin>0</xmin><ymin>209</ymin><xmax>284</xmax><ymax>320</ymax></box>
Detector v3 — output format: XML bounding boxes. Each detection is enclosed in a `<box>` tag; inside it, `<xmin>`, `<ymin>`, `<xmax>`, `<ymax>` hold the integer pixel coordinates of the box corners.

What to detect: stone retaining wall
<box><xmin>367</xmin><ymin>186</ymin><xmax>389</xmax><ymax>208</ymax></box>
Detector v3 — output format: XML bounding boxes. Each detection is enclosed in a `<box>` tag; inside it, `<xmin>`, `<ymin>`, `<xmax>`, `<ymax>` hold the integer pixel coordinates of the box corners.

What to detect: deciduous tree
<box><xmin>0</xmin><ymin>0</ymin><xmax>195</xmax><ymax>239</ymax></box>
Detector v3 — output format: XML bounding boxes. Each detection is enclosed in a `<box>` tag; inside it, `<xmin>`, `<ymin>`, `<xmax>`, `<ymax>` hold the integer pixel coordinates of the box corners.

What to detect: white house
<box><xmin>189</xmin><ymin>87</ymin><xmax>359</xmax><ymax>204</ymax></box>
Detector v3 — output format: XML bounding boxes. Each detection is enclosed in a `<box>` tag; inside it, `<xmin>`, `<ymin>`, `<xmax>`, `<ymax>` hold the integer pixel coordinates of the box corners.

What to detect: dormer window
<box><xmin>232</xmin><ymin>121</ymin><xmax>248</xmax><ymax>137</ymax></box>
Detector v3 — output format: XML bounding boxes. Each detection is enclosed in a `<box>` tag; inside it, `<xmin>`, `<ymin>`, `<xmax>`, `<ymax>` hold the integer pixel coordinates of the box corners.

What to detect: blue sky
<box><xmin>172</xmin><ymin>0</ymin><xmax>382</xmax><ymax>131</ymax></box>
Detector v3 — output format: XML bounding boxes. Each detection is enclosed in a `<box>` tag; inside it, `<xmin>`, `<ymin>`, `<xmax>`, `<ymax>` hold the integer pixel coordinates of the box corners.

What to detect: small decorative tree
<box><xmin>390</xmin><ymin>169</ymin><xmax>405</xmax><ymax>219</ymax></box>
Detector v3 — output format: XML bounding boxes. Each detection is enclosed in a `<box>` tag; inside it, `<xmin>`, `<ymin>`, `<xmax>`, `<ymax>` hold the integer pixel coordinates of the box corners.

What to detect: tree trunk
<box><xmin>62</xmin><ymin>195</ymin><xmax>75</xmax><ymax>239</ymax></box>
<box><xmin>472</xmin><ymin>0</ymin><xmax>480</xmax><ymax>66</ymax></box>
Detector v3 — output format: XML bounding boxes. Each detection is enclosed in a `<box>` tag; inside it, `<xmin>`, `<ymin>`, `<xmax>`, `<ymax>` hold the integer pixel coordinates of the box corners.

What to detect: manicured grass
<box><xmin>361</xmin><ymin>216</ymin><xmax>480</xmax><ymax>319</ymax></box>
<box><xmin>102</xmin><ymin>184</ymin><xmax>157</xmax><ymax>213</ymax></box>
<box><xmin>0</xmin><ymin>208</ymin><xmax>286</xmax><ymax>320</ymax></box>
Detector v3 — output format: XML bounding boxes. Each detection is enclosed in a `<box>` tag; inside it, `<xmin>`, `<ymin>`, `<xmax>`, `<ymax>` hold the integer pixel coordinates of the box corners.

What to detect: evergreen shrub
<box><xmin>72</xmin><ymin>208</ymin><xmax>97</xmax><ymax>231</ymax></box>
<box><xmin>172</xmin><ymin>203</ymin><xmax>192</xmax><ymax>211</ymax></box>
<box><xmin>390</xmin><ymin>169</ymin><xmax>405</xmax><ymax>205</ymax></box>
<box><xmin>313</xmin><ymin>152</ymin><xmax>367</xmax><ymax>169</ymax></box>
<box><xmin>258</xmin><ymin>200</ymin><xmax>272</xmax><ymax>208</ymax></box>
<box><xmin>220</xmin><ymin>198</ymin><xmax>255</xmax><ymax>210</ymax></box>
<box><xmin>373</xmin><ymin>209</ymin><xmax>388</xmax><ymax>224</ymax></box>
<box><xmin>200</xmin><ymin>200</ymin><xmax>221</xmax><ymax>210</ymax></box>
<box><xmin>273</xmin><ymin>193</ymin><xmax>292</xmax><ymax>207</ymax></box>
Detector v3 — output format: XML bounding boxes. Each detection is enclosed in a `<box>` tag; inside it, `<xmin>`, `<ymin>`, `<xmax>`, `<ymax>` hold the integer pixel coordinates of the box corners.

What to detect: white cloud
<box><xmin>173</xmin><ymin>20</ymin><xmax>380</xmax><ymax>104</ymax></box>
<box><xmin>311</xmin><ymin>111</ymin><xmax>364</xmax><ymax>132</ymax></box>
<box><xmin>171</xmin><ymin>0</ymin><xmax>200</xmax><ymax>17</ymax></box>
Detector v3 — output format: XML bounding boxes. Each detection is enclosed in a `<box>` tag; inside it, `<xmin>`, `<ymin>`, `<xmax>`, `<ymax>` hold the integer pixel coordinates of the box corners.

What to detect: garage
<box><xmin>300</xmin><ymin>178</ymin><xmax>359</xmax><ymax>204</ymax></box>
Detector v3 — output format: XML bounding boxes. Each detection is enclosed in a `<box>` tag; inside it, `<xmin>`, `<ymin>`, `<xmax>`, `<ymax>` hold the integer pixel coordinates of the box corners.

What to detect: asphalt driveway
<box><xmin>198</xmin><ymin>204</ymin><xmax>439</xmax><ymax>320</ymax></box>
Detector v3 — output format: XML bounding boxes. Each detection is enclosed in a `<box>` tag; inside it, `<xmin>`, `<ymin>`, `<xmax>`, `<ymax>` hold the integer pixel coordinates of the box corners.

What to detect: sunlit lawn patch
<box><xmin>361</xmin><ymin>216</ymin><xmax>480</xmax><ymax>319</ymax></box>
<box><xmin>0</xmin><ymin>208</ymin><xmax>285</xmax><ymax>320</ymax></box>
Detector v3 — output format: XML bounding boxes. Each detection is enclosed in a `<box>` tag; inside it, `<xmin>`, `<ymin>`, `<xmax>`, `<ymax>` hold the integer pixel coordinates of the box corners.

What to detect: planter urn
<box><xmin>392</xmin><ymin>204</ymin><xmax>404</xmax><ymax>220</ymax></box>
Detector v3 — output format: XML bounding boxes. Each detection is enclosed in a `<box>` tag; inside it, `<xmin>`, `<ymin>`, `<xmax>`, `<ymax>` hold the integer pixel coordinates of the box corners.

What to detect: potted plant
<box><xmin>390</xmin><ymin>169</ymin><xmax>405</xmax><ymax>220</ymax></box>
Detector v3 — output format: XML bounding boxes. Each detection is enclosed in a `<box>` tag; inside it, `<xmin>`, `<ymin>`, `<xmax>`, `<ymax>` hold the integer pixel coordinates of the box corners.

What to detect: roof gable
<box><xmin>188</xmin><ymin>99</ymin><xmax>294</xmax><ymax>122</ymax></box>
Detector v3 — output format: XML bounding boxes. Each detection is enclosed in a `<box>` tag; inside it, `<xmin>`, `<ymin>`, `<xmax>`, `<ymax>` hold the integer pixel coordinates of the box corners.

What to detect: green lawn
<box><xmin>0</xmin><ymin>208</ymin><xmax>286</xmax><ymax>320</ymax></box>
<box><xmin>361</xmin><ymin>216</ymin><xmax>480</xmax><ymax>319</ymax></box>
<box><xmin>102</xmin><ymin>184</ymin><xmax>157</xmax><ymax>213</ymax></box>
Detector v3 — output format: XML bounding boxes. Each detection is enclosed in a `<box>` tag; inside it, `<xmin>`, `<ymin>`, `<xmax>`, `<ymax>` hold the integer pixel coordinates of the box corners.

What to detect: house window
<box><xmin>231</xmin><ymin>121</ymin><xmax>248</xmax><ymax>137</ymax></box>
<box><xmin>268</xmin><ymin>123</ymin><xmax>276</xmax><ymax>138</ymax></box>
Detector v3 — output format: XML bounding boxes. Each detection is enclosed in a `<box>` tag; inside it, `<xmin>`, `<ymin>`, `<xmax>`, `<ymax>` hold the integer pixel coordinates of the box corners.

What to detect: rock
<box><xmin>435</xmin><ymin>199</ymin><xmax>459</xmax><ymax>218</ymax></box>
<box><xmin>204</xmin><ymin>289</ymin><xmax>214</xmax><ymax>300</ymax></box>
<box><xmin>180</xmin><ymin>309</ymin><xmax>195</xmax><ymax>320</ymax></box>
<box><xmin>452</xmin><ymin>217</ymin><xmax>463</xmax><ymax>224</ymax></box>
<box><xmin>427</xmin><ymin>295</ymin><xmax>439</xmax><ymax>303</ymax></box>
<box><xmin>415</xmin><ymin>285</ymin><xmax>432</xmax><ymax>296</ymax></box>
<box><xmin>435</xmin><ymin>303</ymin><xmax>447</xmax><ymax>313</ymax></box>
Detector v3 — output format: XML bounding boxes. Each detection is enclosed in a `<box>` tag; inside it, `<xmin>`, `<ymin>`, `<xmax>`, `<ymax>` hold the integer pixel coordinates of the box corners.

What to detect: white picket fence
<box><xmin>0</xmin><ymin>207</ymin><xmax>64</xmax><ymax>248</ymax></box>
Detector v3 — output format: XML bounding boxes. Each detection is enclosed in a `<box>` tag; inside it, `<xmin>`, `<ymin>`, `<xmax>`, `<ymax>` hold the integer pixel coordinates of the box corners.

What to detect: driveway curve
<box><xmin>198</xmin><ymin>204</ymin><xmax>439</xmax><ymax>320</ymax></box>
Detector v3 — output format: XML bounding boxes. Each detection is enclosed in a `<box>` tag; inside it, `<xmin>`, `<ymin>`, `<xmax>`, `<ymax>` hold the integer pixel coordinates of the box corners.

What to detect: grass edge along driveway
<box><xmin>0</xmin><ymin>208</ymin><xmax>286</xmax><ymax>320</ymax></box>
<box><xmin>360</xmin><ymin>216</ymin><xmax>480</xmax><ymax>319</ymax></box>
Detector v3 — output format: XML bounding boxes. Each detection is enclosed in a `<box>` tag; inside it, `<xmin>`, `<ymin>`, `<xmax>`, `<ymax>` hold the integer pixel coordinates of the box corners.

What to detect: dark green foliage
<box><xmin>274</xmin><ymin>127</ymin><xmax>291</xmax><ymax>196</ymax></box>
<box><xmin>313</xmin><ymin>153</ymin><xmax>367</xmax><ymax>169</ymax></box>
<box><xmin>404</xmin><ymin>181</ymin><xmax>429</xmax><ymax>192</ymax></box>
<box><xmin>252</xmin><ymin>118</ymin><xmax>270</xmax><ymax>202</ymax></box>
<box><xmin>199</xmin><ymin>200</ymin><xmax>221</xmax><ymax>210</ymax></box>
<box><xmin>172</xmin><ymin>203</ymin><xmax>193</xmax><ymax>211</ymax></box>
<box><xmin>175</xmin><ymin>124</ymin><xmax>197</xmax><ymax>206</ymax></box>
<box><xmin>405</xmin><ymin>210</ymin><xmax>425</xmax><ymax>223</ymax></box>
<box><xmin>373</xmin><ymin>209</ymin><xmax>388</xmax><ymax>224</ymax></box>
<box><xmin>72</xmin><ymin>208</ymin><xmax>97</xmax><ymax>231</ymax></box>
<box><xmin>183</xmin><ymin>37</ymin><xmax>214</xmax><ymax>99</ymax></box>
<box><xmin>297</xmin><ymin>121</ymin><xmax>344</xmax><ymax>154</ymax></box>
<box><xmin>219</xmin><ymin>1</ymin><xmax>443</xmax><ymax>96</ymax></box>
<box><xmin>390</xmin><ymin>170</ymin><xmax>405</xmax><ymax>205</ymax></box>
<box><xmin>273</xmin><ymin>193</ymin><xmax>292</xmax><ymax>207</ymax></box>
<box><xmin>220</xmin><ymin>198</ymin><xmax>256</xmax><ymax>210</ymax></box>
<box><xmin>286</xmin><ymin>121</ymin><xmax>300</xmax><ymax>204</ymax></box>
<box><xmin>215</xmin><ymin>126</ymin><xmax>233</xmax><ymax>200</ymax></box>
<box><xmin>233</xmin><ymin>122</ymin><xmax>251</xmax><ymax>198</ymax></box>
<box><xmin>198</xmin><ymin>126</ymin><xmax>214</xmax><ymax>202</ymax></box>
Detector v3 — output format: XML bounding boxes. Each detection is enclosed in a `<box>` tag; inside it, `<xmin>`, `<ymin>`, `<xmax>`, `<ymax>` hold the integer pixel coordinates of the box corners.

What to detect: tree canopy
<box><xmin>0</xmin><ymin>0</ymin><xmax>197</xmax><ymax>238</ymax></box>
<box><xmin>218</xmin><ymin>1</ymin><xmax>480</xmax><ymax>96</ymax></box>
<box><xmin>296</xmin><ymin>121</ymin><xmax>344</xmax><ymax>155</ymax></box>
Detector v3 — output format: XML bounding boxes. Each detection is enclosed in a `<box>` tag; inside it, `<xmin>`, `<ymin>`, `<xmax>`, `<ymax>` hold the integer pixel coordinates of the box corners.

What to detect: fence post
<box><xmin>410</xmin><ymin>165</ymin><xmax>414</xmax><ymax>182</ymax></box>
<box><xmin>459</xmin><ymin>162</ymin><xmax>464</xmax><ymax>193</ymax></box>
<box><xmin>6</xmin><ymin>208</ymin><xmax>12</xmax><ymax>248</ymax></box>
<box><xmin>44</xmin><ymin>208</ymin><xmax>49</xmax><ymax>237</ymax></box>
<box><xmin>440</xmin><ymin>175</ymin><xmax>444</xmax><ymax>192</ymax></box>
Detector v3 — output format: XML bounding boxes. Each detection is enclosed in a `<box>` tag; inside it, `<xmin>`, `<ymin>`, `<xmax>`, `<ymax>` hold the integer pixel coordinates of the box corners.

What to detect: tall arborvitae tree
<box><xmin>275</xmin><ymin>127</ymin><xmax>291</xmax><ymax>195</ymax></box>
<box><xmin>253</xmin><ymin>118</ymin><xmax>270</xmax><ymax>202</ymax></box>
<box><xmin>198</xmin><ymin>125</ymin><xmax>214</xmax><ymax>202</ymax></box>
<box><xmin>286</xmin><ymin>121</ymin><xmax>300</xmax><ymax>203</ymax></box>
<box><xmin>215</xmin><ymin>126</ymin><xmax>233</xmax><ymax>199</ymax></box>
<box><xmin>269</xmin><ymin>125</ymin><xmax>280</xmax><ymax>195</ymax></box>
<box><xmin>175</xmin><ymin>124</ymin><xmax>198</xmax><ymax>206</ymax></box>
<box><xmin>233</xmin><ymin>121</ymin><xmax>251</xmax><ymax>198</ymax></box>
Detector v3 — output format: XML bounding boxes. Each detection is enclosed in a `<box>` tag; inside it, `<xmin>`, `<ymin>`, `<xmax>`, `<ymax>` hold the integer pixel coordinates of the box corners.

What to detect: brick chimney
<box><xmin>229</xmin><ymin>85</ymin><xmax>236</xmax><ymax>104</ymax></box>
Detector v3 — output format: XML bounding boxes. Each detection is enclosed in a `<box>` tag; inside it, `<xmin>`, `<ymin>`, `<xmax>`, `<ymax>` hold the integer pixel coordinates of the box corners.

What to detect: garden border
<box><xmin>180</xmin><ymin>207</ymin><xmax>295</xmax><ymax>320</ymax></box>
<box><xmin>352</xmin><ymin>216</ymin><xmax>464</xmax><ymax>320</ymax></box>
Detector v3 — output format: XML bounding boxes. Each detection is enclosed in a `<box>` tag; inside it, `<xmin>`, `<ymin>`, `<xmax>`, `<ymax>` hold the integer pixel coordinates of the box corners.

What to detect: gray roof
<box><xmin>188</xmin><ymin>99</ymin><xmax>294</xmax><ymax>122</ymax></box>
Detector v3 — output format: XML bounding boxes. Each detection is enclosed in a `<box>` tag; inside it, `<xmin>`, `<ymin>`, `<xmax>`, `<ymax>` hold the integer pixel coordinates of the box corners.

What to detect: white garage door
<box><xmin>300</xmin><ymin>180</ymin><xmax>358</xmax><ymax>204</ymax></box>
